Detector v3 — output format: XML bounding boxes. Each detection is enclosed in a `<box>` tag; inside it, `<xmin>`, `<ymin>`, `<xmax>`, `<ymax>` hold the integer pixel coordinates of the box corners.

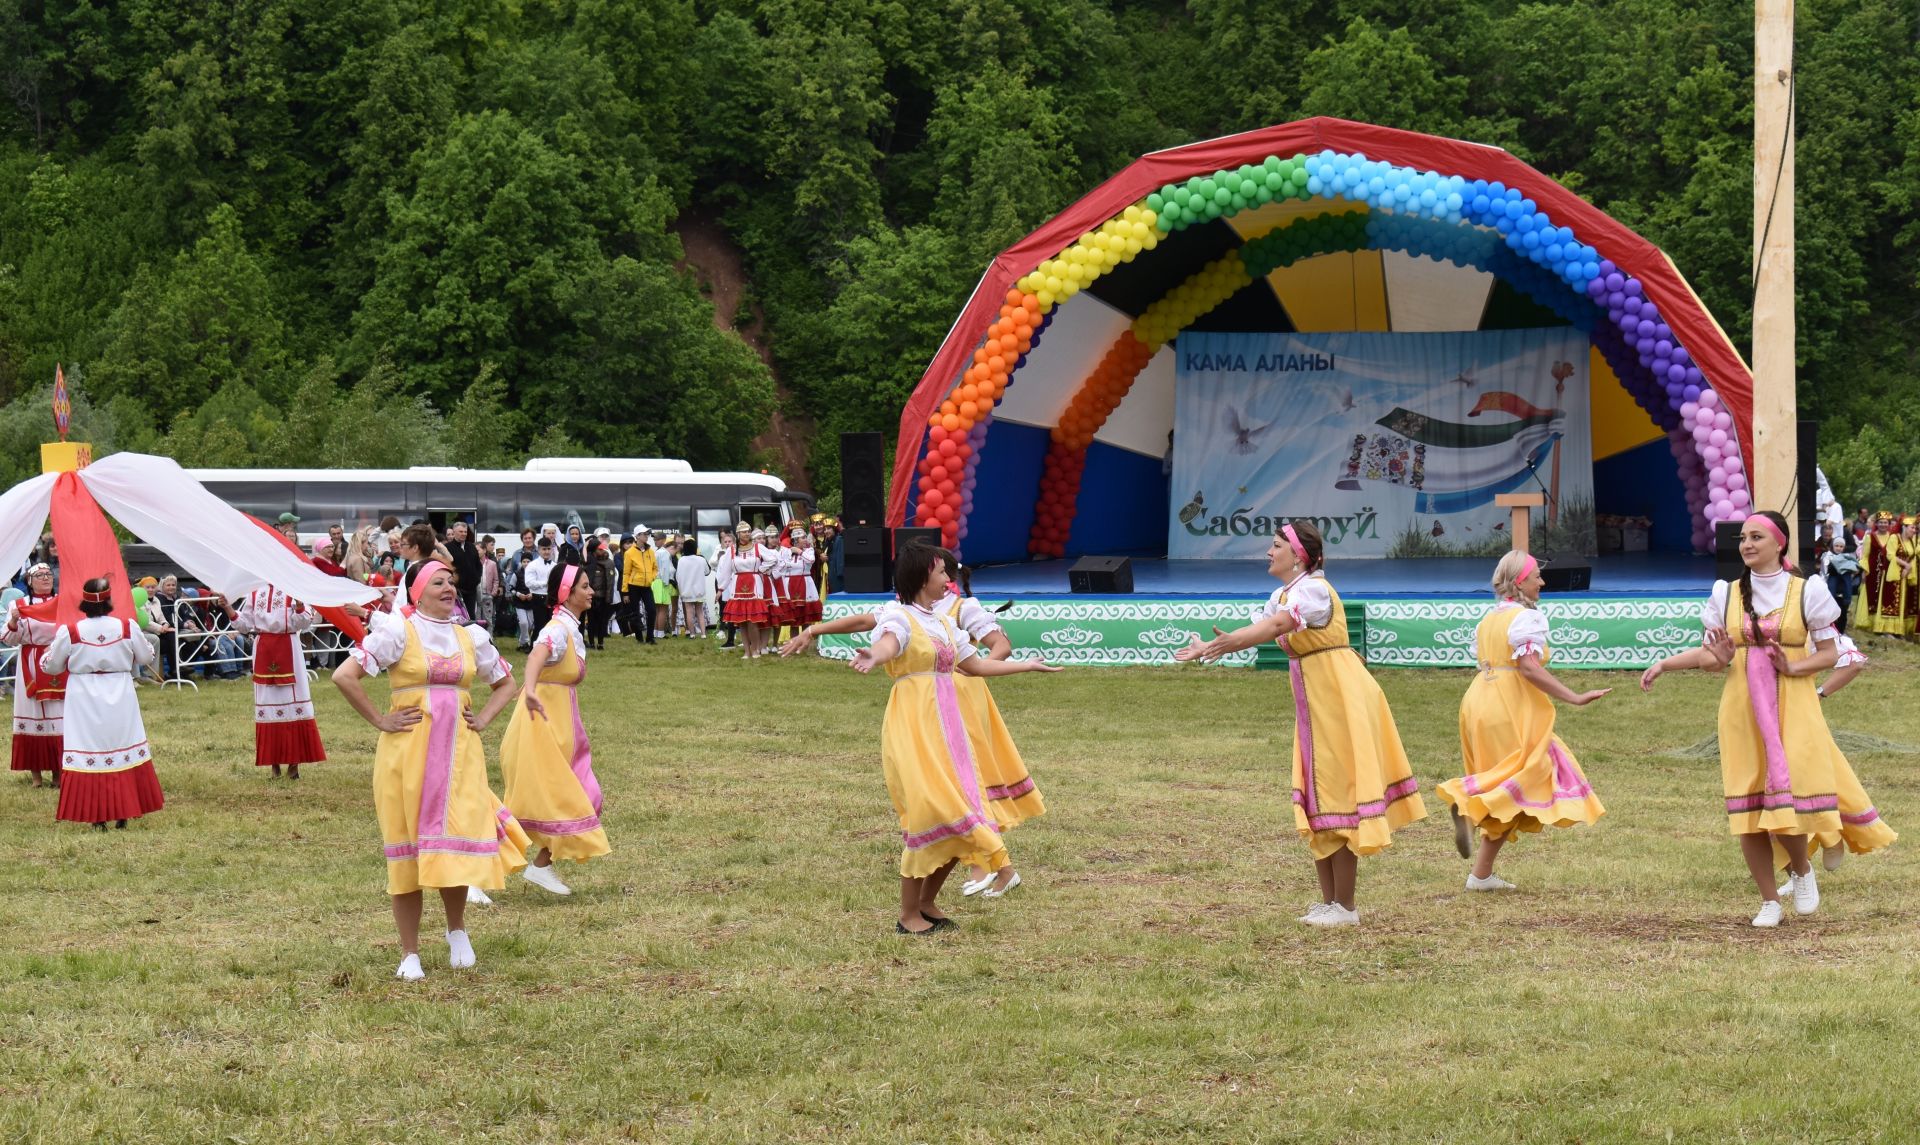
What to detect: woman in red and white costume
<box><xmin>4</xmin><ymin>562</ymin><xmax>64</xmax><ymax>788</ymax></box>
<box><xmin>46</xmin><ymin>577</ymin><xmax>163</xmax><ymax>830</ymax></box>
<box><xmin>723</xmin><ymin>524</ymin><xmax>778</xmax><ymax>659</ymax></box>
<box><xmin>780</xmin><ymin>525</ymin><xmax>822</xmax><ymax>628</ymax></box>
<box><xmin>231</xmin><ymin>585</ymin><xmax>326</xmax><ymax>779</ymax></box>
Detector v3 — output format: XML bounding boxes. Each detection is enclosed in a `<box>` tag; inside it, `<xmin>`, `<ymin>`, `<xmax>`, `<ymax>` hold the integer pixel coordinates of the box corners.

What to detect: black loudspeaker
<box><xmin>840</xmin><ymin>433</ymin><xmax>885</xmax><ymax>526</ymax></box>
<box><xmin>1797</xmin><ymin>420</ymin><xmax>1819</xmax><ymax>570</ymax></box>
<box><xmin>894</xmin><ymin>526</ymin><xmax>941</xmax><ymax>555</ymax></box>
<box><xmin>843</xmin><ymin>526</ymin><xmax>889</xmax><ymax>593</ymax></box>
<box><xmin>1714</xmin><ymin>520</ymin><xmax>1744</xmax><ymax>582</ymax></box>
<box><xmin>1539</xmin><ymin>554</ymin><xmax>1592</xmax><ymax>592</ymax></box>
<box><xmin>1068</xmin><ymin>555</ymin><xmax>1134</xmax><ymax>594</ymax></box>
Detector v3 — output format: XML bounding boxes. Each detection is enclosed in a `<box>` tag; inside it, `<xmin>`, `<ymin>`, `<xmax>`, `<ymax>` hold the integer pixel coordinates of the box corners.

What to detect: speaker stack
<box><xmin>1538</xmin><ymin>555</ymin><xmax>1592</xmax><ymax>592</ymax></box>
<box><xmin>1797</xmin><ymin>420</ymin><xmax>1819</xmax><ymax>569</ymax></box>
<box><xmin>840</xmin><ymin>432</ymin><xmax>885</xmax><ymax>527</ymax></box>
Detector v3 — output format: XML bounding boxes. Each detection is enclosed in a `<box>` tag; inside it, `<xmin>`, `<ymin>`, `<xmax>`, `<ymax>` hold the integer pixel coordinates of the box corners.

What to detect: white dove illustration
<box><xmin>1222</xmin><ymin>405</ymin><xmax>1273</xmax><ymax>455</ymax></box>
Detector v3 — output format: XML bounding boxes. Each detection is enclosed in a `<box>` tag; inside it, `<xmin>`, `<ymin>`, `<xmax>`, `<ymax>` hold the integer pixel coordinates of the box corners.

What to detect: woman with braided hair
<box><xmin>1641</xmin><ymin>511</ymin><xmax>1896</xmax><ymax>927</ymax></box>
<box><xmin>44</xmin><ymin>577</ymin><xmax>163</xmax><ymax>829</ymax></box>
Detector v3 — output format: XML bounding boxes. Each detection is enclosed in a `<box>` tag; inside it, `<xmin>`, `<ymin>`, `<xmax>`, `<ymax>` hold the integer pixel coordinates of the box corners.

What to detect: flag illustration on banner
<box><xmin>52</xmin><ymin>364</ymin><xmax>71</xmax><ymax>441</ymax></box>
<box><xmin>1335</xmin><ymin>391</ymin><xmax>1563</xmax><ymax>515</ymax></box>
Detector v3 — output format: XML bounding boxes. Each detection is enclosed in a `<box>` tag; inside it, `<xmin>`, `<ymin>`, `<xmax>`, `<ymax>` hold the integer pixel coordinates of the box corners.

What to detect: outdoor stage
<box><xmin>818</xmin><ymin>552</ymin><xmax>1715</xmax><ymax>669</ymax></box>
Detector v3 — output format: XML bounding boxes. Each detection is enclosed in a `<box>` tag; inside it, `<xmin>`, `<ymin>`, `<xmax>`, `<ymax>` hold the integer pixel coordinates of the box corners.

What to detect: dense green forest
<box><xmin>2</xmin><ymin>0</ymin><xmax>1917</xmax><ymax>508</ymax></box>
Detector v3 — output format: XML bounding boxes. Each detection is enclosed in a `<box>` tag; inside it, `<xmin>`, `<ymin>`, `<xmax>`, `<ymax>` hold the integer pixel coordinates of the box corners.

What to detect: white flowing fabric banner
<box><xmin>0</xmin><ymin>472</ymin><xmax>57</xmax><ymax>582</ymax></box>
<box><xmin>80</xmin><ymin>454</ymin><xmax>379</xmax><ymax>606</ymax></box>
<box><xmin>1169</xmin><ymin>330</ymin><xmax>1592</xmax><ymax>558</ymax></box>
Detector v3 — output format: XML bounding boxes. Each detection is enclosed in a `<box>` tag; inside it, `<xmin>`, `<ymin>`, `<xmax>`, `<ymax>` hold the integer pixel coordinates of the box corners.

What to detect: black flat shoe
<box><xmin>115</xmin><ymin>819</ymin><xmax>128</xmax><ymax>830</ymax></box>
<box><xmin>895</xmin><ymin>921</ymin><xmax>939</xmax><ymax>936</ymax></box>
<box><xmin>91</xmin><ymin>823</ymin><xmax>107</xmax><ymax>832</ymax></box>
<box><xmin>923</xmin><ymin>916</ymin><xmax>957</xmax><ymax>932</ymax></box>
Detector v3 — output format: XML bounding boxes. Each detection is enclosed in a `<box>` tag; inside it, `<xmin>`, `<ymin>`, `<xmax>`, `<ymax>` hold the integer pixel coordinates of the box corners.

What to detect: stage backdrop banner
<box><xmin>1169</xmin><ymin>330</ymin><xmax>1593</xmax><ymax>559</ymax></box>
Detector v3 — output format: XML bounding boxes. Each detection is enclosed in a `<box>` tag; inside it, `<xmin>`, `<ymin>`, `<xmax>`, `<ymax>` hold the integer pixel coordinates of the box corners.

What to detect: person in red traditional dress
<box><xmin>4</xmin><ymin>562</ymin><xmax>64</xmax><ymax>788</ymax></box>
<box><xmin>723</xmin><ymin>524</ymin><xmax>778</xmax><ymax>659</ymax></box>
<box><xmin>228</xmin><ymin>585</ymin><xmax>327</xmax><ymax>779</ymax></box>
<box><xmin>1857</xmin><ymin>512</ymin><xmax>1904</xmax><ymax>637</ymax></box>
<box><xmin>1902</xmin><ymin>515</ymin><xmax>1918</xmax><ymax>640</ymax></box>
<box><xmin>46</xmin><ymin>577</ymin><xmax>164</xmax><ymax>830</ymax></box>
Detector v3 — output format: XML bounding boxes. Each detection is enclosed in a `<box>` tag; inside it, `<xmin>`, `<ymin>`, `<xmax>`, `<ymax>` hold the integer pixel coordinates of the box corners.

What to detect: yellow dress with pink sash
<box><xmin>1275</xmin><ymin>575</ymin><xmax>1426</xmax><ymax>858</ymax></box>
<box><xmin>369</xmin><ymin>615</ymin><xmax>532</xmax><ymax>895</ymax></box>
<box><xmin>1440</xmin><ymin>604</ymin><xmax>1604</xmax><ymax>841</ymax></box>
<box><xmin>501</xmin><ymin>614</ymin><xmax>611</xmax><ymax>863</ymax></box>
<box><xmin>1719</xmin><ymin>579</ymin><xmax>1895</xmax><ymax>857</ymax></box>
<box><xmin>880</xmin><ymin>607</ymin><xmax>1010</xmax><ymax>878</ymax></box>
<box><xmin>944</xmin><ymin>594</ymin><xmax>1045</xmax><ymax>829</ymax></box>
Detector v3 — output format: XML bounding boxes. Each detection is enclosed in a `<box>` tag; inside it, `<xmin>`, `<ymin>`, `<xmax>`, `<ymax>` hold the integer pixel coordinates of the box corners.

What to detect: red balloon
<box><xmin>929</xmin><ymin>425</ymin><xmax>949</xmax><ymax>444</ymax></box>
<box><xmin>954</xmin><ymin>443</ymin><xmax>973</xmax><ymax>461</ymax></box>
<box><xmin>936</xmin><ymin>504</ymin><xmax>956</xmax><ymax>522</ymax></box>
<box><xmin>921</xmin><ymin>488</ymin><xmax>944</xmax><ymax>508</ymax></box>
<box><xmin>937</xmin><ymin>439</ymin><xmax>958</xmax><ymax>457</ymax></box>
<box><xmin>929</xmin><ymin>463</ymin><xmax>948</xmax><ymax>483</ymax></box>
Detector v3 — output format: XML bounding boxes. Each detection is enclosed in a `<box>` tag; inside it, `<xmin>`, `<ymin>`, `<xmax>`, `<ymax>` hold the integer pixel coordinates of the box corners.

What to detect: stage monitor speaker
<box><xmin>1714</xmin><ymin>520</ymin><xmax>1744</xmax><ymax>582</ymax></box>
<box><xmin>893</xmin><ymin>527</ymin><xmax>941</xmax><ymax>557</ymax></box>
<box><xmin>842</xmin><ymin>526</ymin><xmax>889</xmax><ymax>593</ymax></box>
<box><xmin>1539</xmin><ymin>554</ymin><xmax>1591</xmax><ymax>593</ymax></box>
<box><xmin>840</xmin><ymin>432</ymin><xmax>885</xmax><ymax>526</ymax></box>
<box><xmin>1797</xmin><ymin>419</ymin><xmax>1820</xmax><ymax>568</ymax></box>
<box><xmin>1068</xmin><ymin>555</ymin><xmax>1134</xmax><ymax>594</ymax></box>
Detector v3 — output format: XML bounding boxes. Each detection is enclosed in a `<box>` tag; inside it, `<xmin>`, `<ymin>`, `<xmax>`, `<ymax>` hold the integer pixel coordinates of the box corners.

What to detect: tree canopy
<box><xmin>1</xmin><ymin>0</ymin><xmax>1916</xmax><ymax>507</ymax></box>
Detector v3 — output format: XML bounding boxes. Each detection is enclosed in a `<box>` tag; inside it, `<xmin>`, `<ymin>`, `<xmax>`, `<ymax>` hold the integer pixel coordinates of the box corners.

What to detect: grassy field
<box><xmin>3</xmin><ymin>632</ymin><xmax>1918</xmax><ymax>1143</ymax></box>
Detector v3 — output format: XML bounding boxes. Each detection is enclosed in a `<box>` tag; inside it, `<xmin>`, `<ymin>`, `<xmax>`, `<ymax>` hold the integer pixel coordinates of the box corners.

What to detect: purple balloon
<box><xmin>1683</xmin><ymin>385</ymin><xmax>1702</xmax><ymax>402</ymax></box>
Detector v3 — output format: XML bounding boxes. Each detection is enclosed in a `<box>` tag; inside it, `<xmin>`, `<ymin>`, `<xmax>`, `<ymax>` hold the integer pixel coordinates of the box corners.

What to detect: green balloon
<box><xmin>1197</xmin><ymin>178</ymin><xmax>1217</xmax><ymax>198</ymax></box>
<box><xmin>1212</xmin><ymin>186</ymin><xmax>1231</xmax><ymax>206</ymax></box>
<box><xmin>1146</xmin><ymin>192</ymin><xmax>1164</xmax><ymax>212</ymax></box>
<box><xmin>1229</xmin><ymin>193</ymin><xmax>1248</xmax><ymax>212</ymax></box>
<box><xmin>132</xmin><ymin>586</ymin><xmax>148</xmax><ymax>611</ymax></box>
<box><xmin>1264</xmin><ymin>155</ymin><xmax>1282</xmax><ymax>172</ymax></box>
<box><xmin>1222</xmin><ymin>172</ymin><xmax>1242</xmax><ymax>194</ymax></box>
<box><xmin>1254</xmin><ymin>184</ymin><xmax>1273</xmax><ymax>204</ymax></box>
<box><xmin>1202</xmin><ymin>200</ymin><xmax>1222</xmax><ymax>219</ymax></box>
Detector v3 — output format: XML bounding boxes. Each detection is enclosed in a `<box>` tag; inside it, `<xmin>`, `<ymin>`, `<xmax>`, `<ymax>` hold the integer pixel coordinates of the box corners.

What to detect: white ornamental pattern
<box><xmin>821</xmin><ymin>599</ymin><xmax>1697</xmax><ymax>669</ymax></box>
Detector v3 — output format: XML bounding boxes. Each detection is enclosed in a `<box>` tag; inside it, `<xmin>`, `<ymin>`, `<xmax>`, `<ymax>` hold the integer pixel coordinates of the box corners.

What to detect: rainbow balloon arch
<box><xmin>888</xmin><ymin>118</ymin><xmax>1756</xmax><ymax>563</ymax></box>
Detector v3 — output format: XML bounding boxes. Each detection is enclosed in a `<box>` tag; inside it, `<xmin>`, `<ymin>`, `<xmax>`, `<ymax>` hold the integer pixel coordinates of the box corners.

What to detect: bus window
<box><xmin>739</xmin><ymin>503</ymin><xmax>782</xmax><ymax>535</ymax></box>
<box><xmin>204</xmin><ymin>480</ymin><xmax>295</xmax><ymax>519</ymax></box>
<box><xmin>295</xmin><ymin>481</ymin><xmax>408</xmax><ymax>531</ymax></box>
<box><xmin>477</xmin><ymin>486</ymin><xmax>520</xmax><ymax>534</ymax></box>
<box><xmin>696</xmin><ymin>507</ymin><xmax>735</xmax><ymax>530</ymax></box>
<box><xmin>518</xmin><ymin>484</ymin><xmax>625</xmax><ymax>534</ymax></box>
<box><xmin>630</xmin><ymin>505</ymin><xmax>690</xmax><ymax>535</ymax></box>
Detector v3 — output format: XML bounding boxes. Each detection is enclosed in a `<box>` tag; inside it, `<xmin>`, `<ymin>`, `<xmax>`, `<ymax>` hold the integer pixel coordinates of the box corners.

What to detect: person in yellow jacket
<box><xmin>621</xmin><ymin>527</ymin><xmax>658</xmax><ymax>646</ymax></box>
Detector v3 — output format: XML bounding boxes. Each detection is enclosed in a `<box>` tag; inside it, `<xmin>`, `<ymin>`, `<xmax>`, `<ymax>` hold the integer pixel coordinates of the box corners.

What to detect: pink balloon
<box><xmin>1713</xmin><ymin>411</ymin><xmax>1732</xmax><ymax>431</ymax></box>
<box><xmin>1700</xmin><ymin>390</ymin><xmax>1720</xmax><ymax>409</ymax></box>
<box><xmin>1709</xmin><ymin>485</ymin><xmax>1727</xmax><ymax>502</ymax></box>
<box><xmin>1712</xmin><ymin>499</ymin><xmax>1735</xmax><ymax>518</ymax></box>
<box><xmin>1727</xmin><ymin>472</ymin><xmax>1747</xmax><ymax>491</ymax></box>
<box><xmin>1708</xmin><ymin>429</ymin><xmax>1727</xmax><ymax>447</ymax></box>
<box><xmin>1680</xmin><ymin>401</ymin><xmax>1700</xmax><ymax>420</ymax></box>
<box><xmin>1702</xmin><ymin>446</ymin><xmax>1722</xmax><ymax>465</ymax></box>
<box><xmin>1729</xmin><ymin>489</ymin><xmax>1751</xmax><ymax>509</ymax></box>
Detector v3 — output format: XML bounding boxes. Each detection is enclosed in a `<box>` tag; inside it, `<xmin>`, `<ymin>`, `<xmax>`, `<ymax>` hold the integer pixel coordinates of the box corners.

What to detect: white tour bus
<box><xmin>175</xmin><ymin>459</ymin><xmax>809</xmax><ymax>563</ymax></box>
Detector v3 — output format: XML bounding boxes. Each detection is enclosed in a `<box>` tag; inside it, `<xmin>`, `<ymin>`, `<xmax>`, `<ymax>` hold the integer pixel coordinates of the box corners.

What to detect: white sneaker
<box><xmin>1303</xmin><ymin>903</ymin><xmax>1360</xmax><ymax>927</ymax></box>
<box><xmin>465</xmin><ymin>886</ymin><xmax>494</xmax><ymax>906</ymax></box>
<box><xmin>523</xmin><ymin>863</ymin><xmax>572</xmax><ymax>896</ymax></box>
<box><xmin>1751</xmin><ymin>901</ymin><xmax>1783</xmax><ymax>928</ymax></box>
<box><xmin>446</xmin><ymin>929</ymin><xmax>476</xmax><ymax>969</ymax></box>
<box><xmin>1823</xmin><ymin>845</ymin><xmax>1847</xmax><ymax>872</ymax></box>
<box><xmin>1296</xmin><ymin>902</ymin><xmax>1332</xmax><ymax>922</ymax></box>
<box><xmin>981</xmin><ymin>871</ymin><xmax>1021</xmax><ymax>898</ymax></box>
<box><xmin>1791</xmin><ymin>868</ymin><xmax>1819</xmax><ymax>915</ymax></box>
<box><xmin>1465</xmin><ymin>873</ymin><xmax>1517</xmax><ymax>892</ymax></box>
<box><xmin>394</xmin><ymin>953</ymin><xmax>425</xmax><ymax>981</ymax></box>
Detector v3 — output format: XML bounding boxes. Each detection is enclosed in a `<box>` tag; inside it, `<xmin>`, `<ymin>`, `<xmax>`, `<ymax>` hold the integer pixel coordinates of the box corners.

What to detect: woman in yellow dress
<box><xmin>782</xmin><ymin>555</ymin><xmax>1043</xmax><ymax>899</ymax></box>
<box><xmin>333</xmin><ymin>561</ymin><xmax>531</xmax><ymax>980</ymax></box>
<box><xmin>502</xmin><ymin>562</ymin><xmax>610</xmax><ymax>896</ymax></box>
<box><xmin>1641</xmin><ymin>511</ymin><xmax>1896</xmax><ymax>927</ymax></box>
<box><xmin>849</xmin><ymin>544</ymin><xmax>1060</xmax><ymax>936</ymax></box>
<box><xmin>1438</xmin><ymin>551</ymin><xmax>1610</xmax><ymax>891</ymax></box>
<box><xmin>1175</xmin><ymin>521</ymin><xmax>1426</xmax><ymax>927</ymax></box>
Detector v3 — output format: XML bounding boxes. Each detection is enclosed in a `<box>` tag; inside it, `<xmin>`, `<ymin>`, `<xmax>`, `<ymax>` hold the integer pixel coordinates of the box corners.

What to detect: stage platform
<box><xmin>958</xmin><ymin>552</ymin><xmax>1715</xmax><ymax>599</ymax></box>
<box><xmin>817</xmin><ymin>552</ymin><xmax>1714</xmax><ymax>669</ymax></box>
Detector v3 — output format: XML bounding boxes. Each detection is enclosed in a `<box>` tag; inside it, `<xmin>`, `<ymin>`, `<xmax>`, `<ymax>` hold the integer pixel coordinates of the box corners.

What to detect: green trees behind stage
<box><xmin>1</xmin><ymin>0</ymin><xmax>1917</xmax><ymax>505</ymax></box>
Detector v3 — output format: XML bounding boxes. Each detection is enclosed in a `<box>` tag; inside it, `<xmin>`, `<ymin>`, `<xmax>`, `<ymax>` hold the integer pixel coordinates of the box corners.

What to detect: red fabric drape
<box><xmin>244</xmin><ymin>515</ymin><xmax>368</xmax><ymax>645</ymax></box>
<box><xmin>19</xmin><ymin>472</ymin><xmax>133</xmax><ymax>628</ymax></box>
<box><xmin>886</xmin><ymin>117</ymin><xmax>1754</xmax><ymax>525</ymax></box>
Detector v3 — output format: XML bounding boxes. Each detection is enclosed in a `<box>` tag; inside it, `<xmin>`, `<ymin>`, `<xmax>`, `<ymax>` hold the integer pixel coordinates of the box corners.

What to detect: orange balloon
<box><xmin>1014</xmin><ymin>323</ymin><xmax>1032</xmax><ymax>339</ymax></box>
<box><xmin>928</xmin><ymin>414</ymin><xmax>942</xmax><ymax>430</ymax></box>
<box><xmin>940</xmin><ymin>400</ymin><xmax>957</xmax><ymax>417</ymax></box>
<box><xmin>1021</xmin><ymin>293</ymin><xmax>1040</xmax><ymax>312</ymax></box>
<box><xmin>1010</xmin><ymin>307</ymin><xmax>1030</xmax><ymax>325</ymax></box>
<box><xmin>942</xmin><ymin>414</ymin><xmax>961</xmax><ymax>432</ymax></box>
<box><xmin>977</xmin><ymin>380</ymin><xmax>999</xmax><ymax>401</ymax></box>
<box><xmin>973</xmin><ymin>348</ymin><xmax>991</xmax><ymax>366</ymax></box>
<box><xmin>960</xmin><ymin>400</ymin><xmax>979</xmax><ymax>418</ymax></box>
<box><xmin>1004</xmin><ymin>288</ymin><xmax>1023</xmax><ymax>305</ymax></box>
<box><xmin>987</xmin><ymin>355</ymin><xmax>1007</xmax><ymax>373</ymax></box>
<box><xmin>957</xmin><ymin>384</ymin><xmax>976</xmax><ymax>403</ymax></box>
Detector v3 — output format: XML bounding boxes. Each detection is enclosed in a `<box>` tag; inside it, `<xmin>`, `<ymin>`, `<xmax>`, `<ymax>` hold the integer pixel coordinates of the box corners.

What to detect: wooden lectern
<box><xmin>1495</xmin><ymin>492</ymin><xmax>1544</xmax><ymax>553</ymax></box>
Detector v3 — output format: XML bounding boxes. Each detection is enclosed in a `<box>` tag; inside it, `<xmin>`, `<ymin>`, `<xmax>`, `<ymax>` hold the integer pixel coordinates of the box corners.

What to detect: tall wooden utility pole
<box><xmin>1752</xmin><ymin>0</ymin><xmax>1798</xmax><ymax>532</ymax></box>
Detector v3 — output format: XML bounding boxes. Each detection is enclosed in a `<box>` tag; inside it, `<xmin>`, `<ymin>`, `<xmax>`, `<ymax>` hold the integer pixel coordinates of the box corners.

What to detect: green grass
<box><xmin>4</xmin><ymin>635</ymin><xmax>1920</xmax><ymax>1142</ymax></box>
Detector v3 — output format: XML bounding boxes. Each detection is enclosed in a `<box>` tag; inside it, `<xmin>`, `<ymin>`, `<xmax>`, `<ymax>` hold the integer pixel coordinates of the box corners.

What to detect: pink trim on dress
<box><xmin>566</xmin><ymin>654</ymin><xmax>603</xmax><ymax>814</ymax></box>
<box><xmin>1742</xmin><ymin>614</ymin><xmax>1795</xmax><ymax>800</ymax></box>
<box><xmin>1292</xmin><ymin>775</ymin><xmax>1421</xmax><ymax>830</ymax></box>
<box><xmin>1288</xmin><ymin>656</ymin><xmax>1318</xmax><ymax>818</ymax></box>
<box><xmin>986</xmin><ymin>777</ymin><xmax>1036</xmax><ymax>802</ymax></box>
<box><xmin>905</xmin><ymin>619</ymin><xmax>1001</xmax><ymax>852</ymax></box>
<box><xmin>518</xmin><ymin>813</ymin><xmax>602</xmax><ymax>835</ymax></box>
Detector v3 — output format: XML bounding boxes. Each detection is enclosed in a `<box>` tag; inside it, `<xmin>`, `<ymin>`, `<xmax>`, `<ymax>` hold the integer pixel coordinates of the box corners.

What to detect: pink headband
<box><xmin>1517</xmin><ymin>553</ymin><xmax>1538</xmax><ymax>584</ymax></box>
<box><xmin>1744</xmin><ymin>514</ymin><xmax>1794</xmax><ymax>569</ymax></box>
<box><xmin>556</xmin><ymin>563</ymin><xmax>581</xmax><ymax>604</ymax></box>
<box><xmin>408</xmin><ymin>560</ymin><xmax>450</xmax><ymax>605</ymax></box>
<box><xmin>1280</xmin><ymin>524</ymin><xmax>1307</xmax><ymax>563</ymax></box>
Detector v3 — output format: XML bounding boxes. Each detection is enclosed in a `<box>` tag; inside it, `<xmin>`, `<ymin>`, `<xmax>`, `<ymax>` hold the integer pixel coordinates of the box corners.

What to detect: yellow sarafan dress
<box><xmin>1440</xmin><ymin>603</ymin><xmax>1604</xmax><ymax>841</ymax></box>
<box><xmin>1717</xmin><ymin>575</ymin><xmax>1895</xmax><ymax>856</ymax></box>
<box><xmin>879</xmin><ymin>604</ymin><xmax>1009</xmax><ymax>878</ymax></box>
<box><xmin>501</xmin><ymin>610</ymin><xmax>610</xmax><ymax>863</ymax></box>
<box><xmin>943</xmin><ymin>593</ymin><xmax>1045</xmax><ymax>830</ymax></box>
<box><xmin>360</xmin><ymin>612</ymin><xmax>532</xmax><ymax>895</ymax></box>
<box><xmin>1272</xmin><ymin>573</ymin><xmax>1426</xmax><ymax>858</ymax></box>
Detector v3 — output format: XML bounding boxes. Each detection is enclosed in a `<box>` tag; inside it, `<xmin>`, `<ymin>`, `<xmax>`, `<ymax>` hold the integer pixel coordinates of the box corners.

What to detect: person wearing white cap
<box><xmin>620</xmin><ymin>527</ymin><xmax>657</xmax><ymax>645</ymax></box>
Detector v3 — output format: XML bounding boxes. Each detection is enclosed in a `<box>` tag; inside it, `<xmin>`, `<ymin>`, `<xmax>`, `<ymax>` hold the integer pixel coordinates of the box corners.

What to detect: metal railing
<box><xmin>155</xmin><ymin>593</ymin><xmax>396</xmax><ymax>691</ymax></box>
